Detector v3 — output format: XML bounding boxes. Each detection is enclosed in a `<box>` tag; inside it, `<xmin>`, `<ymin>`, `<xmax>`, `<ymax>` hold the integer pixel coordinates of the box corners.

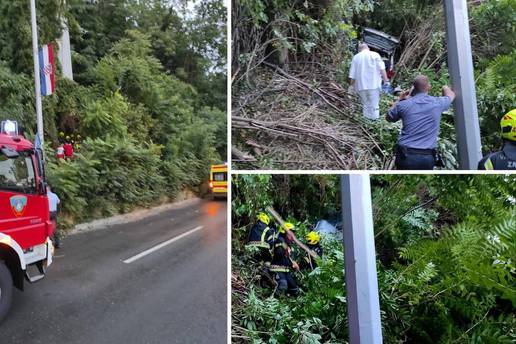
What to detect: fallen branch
<box><xmin>266</xmin><ymin>206</ymin><xmax>319</xmax><ymax>259</ymax></box>
<box><xmin>232</xmin><ymin>146</ymin><xmax>256</xmax><ymax>162</ymax></box>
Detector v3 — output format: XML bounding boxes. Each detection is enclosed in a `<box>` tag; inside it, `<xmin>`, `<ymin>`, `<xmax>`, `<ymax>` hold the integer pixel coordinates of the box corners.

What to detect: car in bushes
<box><xmin>361</xmin><ymin>27</ymin><xmax>400</xmax><ymax>80</ymax></box>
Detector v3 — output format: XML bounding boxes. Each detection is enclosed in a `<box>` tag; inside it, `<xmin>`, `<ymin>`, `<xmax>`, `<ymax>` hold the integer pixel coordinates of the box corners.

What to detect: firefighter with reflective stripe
<box><xmin>270</xmin><ymin>222</ymin><xmax>300</xmax><ymax>297</ymax></box>
<box><xmin>246</xmin><ymin>212</ymin><xmax>276</xmax><ymax>263</ymax></box>
<box><xmin>479</xmin><ymin>110</ymin><xmax>516</xmax><ymax>170</ymax></box>
<box><xmin>299</xmin><ymin>231</ymin><xmax>323</xmax><ymax>271</ymax></box>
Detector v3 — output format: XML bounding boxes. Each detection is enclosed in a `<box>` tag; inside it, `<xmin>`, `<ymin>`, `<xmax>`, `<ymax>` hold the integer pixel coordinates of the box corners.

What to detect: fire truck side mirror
<box><xmin>1</xmin><ymin>146</ymin><xmax>20</xmax><ymax>158</ymax></box>
<box><xmin>1</xmin><ymin>120</ymin><xmax>18</xmax><ymax>135</ymax></box>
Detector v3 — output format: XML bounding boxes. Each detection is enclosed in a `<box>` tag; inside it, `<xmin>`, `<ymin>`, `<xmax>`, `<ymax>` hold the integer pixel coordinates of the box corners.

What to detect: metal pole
<box><xmin>30</xmin><ymin>0</ymin><xmax>44</xmax><ymax>145</ymax></box>
<box><xmin>444</xmin><ymin>0</ymin><xmax>482</xmax><ymax>169</ymax></box>
<box><xmin>341</xmin><ymin>174</ymin><xmax>382</xmax><ymax>344</ymax></box>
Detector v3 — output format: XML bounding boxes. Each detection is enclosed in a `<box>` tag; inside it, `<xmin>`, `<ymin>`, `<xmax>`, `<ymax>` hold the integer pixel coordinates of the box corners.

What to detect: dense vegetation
<box><xmin>0</xmin><ymin>0</ymin><xmax>227</xmax><ymax>227</ymax></box>
<box><xmin>231</xmin><ymin>0</ymin><xmax>515</xmax><ymax>169</ymax></box>
<box><xmin>231</xmin><ymin>174</ymin><xmax>516</xmax><ymax>343</ymax></box>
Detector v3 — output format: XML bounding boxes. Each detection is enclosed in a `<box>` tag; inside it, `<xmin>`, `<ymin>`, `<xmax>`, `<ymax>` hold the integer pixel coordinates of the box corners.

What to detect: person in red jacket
<box><xmin>63</xmin><ymin>138</ymin><xmax>74</xmax><ymax>160</ymax></box>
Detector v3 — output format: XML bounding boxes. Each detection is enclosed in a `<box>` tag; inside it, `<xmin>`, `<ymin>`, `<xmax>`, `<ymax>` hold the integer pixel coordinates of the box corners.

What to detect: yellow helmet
<box><xmin>305</xmin><ymin>231</ymin><xmax>320</xmax><ymax>245</ymax></box>
<box><xmin>257</xmin><ymin>212</ymin><xmax>270</xmax><ymax>225</ymax></box>
<box><xmin>501</xmin><ymin>109</ymin><xmax>516</xmax><ymax>141</ymax></box>
<box><xmin>279</xmin><ymin>222</ymin><xmax>295</xmax><ymax>233</ymax></box>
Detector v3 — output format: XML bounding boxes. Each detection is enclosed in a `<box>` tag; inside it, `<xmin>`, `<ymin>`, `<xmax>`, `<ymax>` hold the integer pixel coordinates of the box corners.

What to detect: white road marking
<box><xmin>122</xmin><ymin>226</ymin><xmax>204</xmax><ymax>264</ymax></box>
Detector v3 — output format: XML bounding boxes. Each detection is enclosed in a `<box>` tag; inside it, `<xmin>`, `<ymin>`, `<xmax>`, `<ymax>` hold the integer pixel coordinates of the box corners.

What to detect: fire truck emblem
<box><xmin>10</xmin><ymin>195</ymin><xmax>28</xmax><ymax>217</ymax></box>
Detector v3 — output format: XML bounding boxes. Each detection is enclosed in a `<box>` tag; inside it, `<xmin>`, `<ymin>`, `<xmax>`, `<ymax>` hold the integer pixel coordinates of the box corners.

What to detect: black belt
<box><xmin>395</xmin><ymin>144</ymin><xmax>435</xmax><ymax>155</ymax></box>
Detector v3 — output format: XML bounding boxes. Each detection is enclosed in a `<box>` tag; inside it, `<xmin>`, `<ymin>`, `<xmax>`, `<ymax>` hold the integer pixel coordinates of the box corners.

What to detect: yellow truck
<box><xmin>209</xmin><ymin>164</ymin><xmax>228</xmax><ymax>198</ymax></box>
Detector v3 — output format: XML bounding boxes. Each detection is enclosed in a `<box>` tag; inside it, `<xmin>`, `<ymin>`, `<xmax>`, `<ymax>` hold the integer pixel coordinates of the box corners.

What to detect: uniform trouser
<box><xmin>249</xmin><ymin>247</ymin><xmax>272</xmax><ymax>264</ymax></box>
<box><xmin>395</xmin><ymin>152</ymin><xmax>435</xmax><ymax>170</ymax></box>
<box><xmin>274</xmin><ymin>271</ymin><xmax>299</xmax><ymax>296</ymax></box>
<box><xmin>357</xmin><ymin>88</ymin><xmax>381</xmax><ymax>120</ymax></box>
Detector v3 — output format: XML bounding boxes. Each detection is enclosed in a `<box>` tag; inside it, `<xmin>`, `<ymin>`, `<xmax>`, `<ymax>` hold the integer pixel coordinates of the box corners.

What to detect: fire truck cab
<box><xmin>0</xmin><ymin>120</ymin><xmax>54</xmax><ymax>323</ymax></box>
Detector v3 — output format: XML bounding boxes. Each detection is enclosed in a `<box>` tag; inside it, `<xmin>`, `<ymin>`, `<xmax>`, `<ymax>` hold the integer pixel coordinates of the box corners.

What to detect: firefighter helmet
<box><xmin>257</xmin><ymin>212</ymin><xmax>270</xmax><ymax>225</ymax></box>
<box><xmin>279</xmin><ymin>222</ymin><xmax>295</xmax><ymax>233</ymax></box>
<box><xmin>305</xmin><ymin>231</ymin><xmax>320</xmax><ymax>245</ymax></box>
<box><xmin>501</xmin><ymin>109</ymin><xmax>516</xmax><ymax>141</ymax></box>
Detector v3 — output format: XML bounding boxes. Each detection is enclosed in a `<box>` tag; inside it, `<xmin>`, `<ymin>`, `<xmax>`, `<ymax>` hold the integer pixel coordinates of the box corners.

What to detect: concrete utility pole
<box><xmin>58</xmin><ymin>22</ymin><xmax>73</xmax><ymax>80</ymax></box>
<box><xmin>58</xmin><ymin>0</ymin><xmax>73</xmax><ymax>80</ymax></box>
<box><xmin>341</xmin><ymin>174</ymin><xmax>382</xmax><ymax>344</ymax></box>
<box><xmin>30</xmin><ymin>0</ymin><xmax>44</xmax><ymax>144</ymax></box>
<box><xmin>444</xmin><ymin>0</ymin><xmax>482</xmax><ymax>169</ymax></box>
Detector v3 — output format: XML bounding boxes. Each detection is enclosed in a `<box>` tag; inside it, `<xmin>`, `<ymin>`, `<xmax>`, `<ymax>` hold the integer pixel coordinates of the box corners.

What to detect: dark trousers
<box><xmin>251</xmin><ymin>248</ymin><xmax>272</xmax><ymax>264</ymax></box>
<box><xmin>395</xmin><ymin>152</ymin><xmax>435</xmax><ymax>170</ymax></box>
<box><xmin>50</xmin><ymin>211</ymin><xmax>60</xmax><ymax>248</ymax></box>
<box><xmin>274</xmin><ymin>271</ymin><xmax>299</xmax><ymax>296</ymax></box>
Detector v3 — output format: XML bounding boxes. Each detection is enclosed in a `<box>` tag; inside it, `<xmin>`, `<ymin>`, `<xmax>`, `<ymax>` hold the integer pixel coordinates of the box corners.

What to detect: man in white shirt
<box><xmin>47</xmin><ymin>186</ymin><xmax>61</xmax><ymax>248</ymax></box>
<box><xmin>348</xmin><ymin>43</ymin><xmax>390</xmax><ymax>120</ymax></box>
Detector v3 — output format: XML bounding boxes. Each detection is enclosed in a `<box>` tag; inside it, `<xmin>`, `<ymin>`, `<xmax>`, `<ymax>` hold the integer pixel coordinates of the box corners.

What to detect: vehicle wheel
<box><xmin>0</xmin><ymin>261</ymin><xmax>14</xmax><ymax>324</ymax></box>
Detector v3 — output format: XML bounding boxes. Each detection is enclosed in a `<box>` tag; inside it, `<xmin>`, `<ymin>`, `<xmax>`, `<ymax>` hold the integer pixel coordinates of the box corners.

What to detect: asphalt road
<box><xmin>1</xmin><ymin>198</ymin><xmax>227</xmax><ymax>344</ymax></box>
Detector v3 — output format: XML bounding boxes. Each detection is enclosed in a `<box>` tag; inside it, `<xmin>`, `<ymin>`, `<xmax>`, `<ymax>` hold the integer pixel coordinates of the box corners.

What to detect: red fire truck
<box><xmin>0</xmin><ymin>120</ymin><xmax>54</xmax><ymax>323</ymax></box>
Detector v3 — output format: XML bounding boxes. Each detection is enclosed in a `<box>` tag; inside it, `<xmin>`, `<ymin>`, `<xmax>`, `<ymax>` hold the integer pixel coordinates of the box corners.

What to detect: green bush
<box><xmin>46</xmin><ymin>136</ymin><xmax>167</xmax><ymax>225</ymax></box>
<box><xmin>476</xmin><ymin>52</ymin><xmax>516</xmax><ymax>151</ymax></box>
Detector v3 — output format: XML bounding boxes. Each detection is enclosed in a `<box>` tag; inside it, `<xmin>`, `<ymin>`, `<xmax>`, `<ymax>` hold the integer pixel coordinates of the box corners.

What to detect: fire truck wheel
<box><xmin>0</xmin><ymin>261</ymin><xmax>14</xmax><ymax>323</ymax></box>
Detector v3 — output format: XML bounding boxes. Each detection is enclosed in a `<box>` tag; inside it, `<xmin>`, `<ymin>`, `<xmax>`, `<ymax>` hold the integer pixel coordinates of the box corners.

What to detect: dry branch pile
<box><xmin>395</xmin><ymin>7</ymin><xmax>446</xmax><ymax>77</ymax></box>
<box><xmin>232</xmin><ymin>62</ymin><xmax>390</xmax><ymax>170</ymax></box>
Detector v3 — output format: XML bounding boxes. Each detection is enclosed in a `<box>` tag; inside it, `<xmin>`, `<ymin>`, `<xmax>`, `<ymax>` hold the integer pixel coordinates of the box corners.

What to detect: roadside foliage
<box><xmin>231</xmin><ymin>174</ymin><xmax>516</xmax><ymax>343</ymax></box>
<box><xmin>0</xmin><ymin>0</ymin><xmax>227</xmax><ymax>227</ymax></box>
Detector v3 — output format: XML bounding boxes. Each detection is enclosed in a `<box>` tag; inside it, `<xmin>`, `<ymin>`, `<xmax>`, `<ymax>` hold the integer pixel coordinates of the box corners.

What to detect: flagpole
<box><xmin>30</xmin><ymin>0</ymin><xmax>44</xmax><ymax>145</ymax></box>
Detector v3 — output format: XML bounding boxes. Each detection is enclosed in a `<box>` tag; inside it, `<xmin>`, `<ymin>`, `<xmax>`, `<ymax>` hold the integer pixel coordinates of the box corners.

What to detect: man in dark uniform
<box><xmin>270</xmin><ymin>222</ymin><xmax>300</xmax><ymax>297</ymax></box>
<box><xmin>246</xmin><ymin>212</ymin><xmax>277</xmax><ymax>287</ymax></box>
<box><xmin>246</xmin><ymin>212</ymin><xmax>276</xmax><ymax>263</ymax></box>
<box><xmin>478</xmin><ymin>110</ymin><xmax>516</xmax><ymax>170</ymax></box>
<box><xmin>299</xmin><ymin>231</ymin><xmax>323</xmax><ymax>271</ymax></box>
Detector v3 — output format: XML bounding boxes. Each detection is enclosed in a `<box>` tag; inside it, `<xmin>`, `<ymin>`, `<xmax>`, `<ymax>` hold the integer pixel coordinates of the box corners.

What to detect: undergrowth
<box><xmin>232</xmin><ymin>174</ymin><xmax>516</xmax><ymax>343</ymax></box>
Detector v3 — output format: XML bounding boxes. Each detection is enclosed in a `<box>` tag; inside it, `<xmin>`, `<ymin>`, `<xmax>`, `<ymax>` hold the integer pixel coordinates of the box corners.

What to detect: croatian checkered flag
<box><xmin>39</xmin><ymin>43</ymin><xmax>55</xmax><ymax>96</ymax></box>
